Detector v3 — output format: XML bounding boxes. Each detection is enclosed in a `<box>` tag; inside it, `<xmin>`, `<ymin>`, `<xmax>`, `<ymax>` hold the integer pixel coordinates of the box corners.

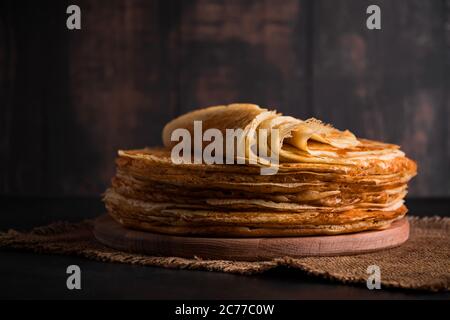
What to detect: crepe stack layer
<box><xmin>104</xmin><ymin>104</ymin><xmax>417</xmax><ymax>237</ymax></box>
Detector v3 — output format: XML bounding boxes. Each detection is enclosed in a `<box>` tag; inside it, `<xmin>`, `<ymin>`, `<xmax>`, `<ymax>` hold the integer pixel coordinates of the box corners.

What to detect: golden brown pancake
<box><xmin>103</xmin><ymin>103</ymin><xmax>417</xmax><ymax>237</ymax></box>
<box><xmin>108</xmin><ymin>213</ymin><xmax>405</xmax><ymax>237</ymax></box>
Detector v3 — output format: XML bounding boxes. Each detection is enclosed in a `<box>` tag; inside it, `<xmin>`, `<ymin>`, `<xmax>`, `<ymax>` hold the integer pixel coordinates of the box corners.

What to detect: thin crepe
<box><xmin>104</xmin><ymin>103</ymin><xmax>417</xmax><ymax>237</ymax></box>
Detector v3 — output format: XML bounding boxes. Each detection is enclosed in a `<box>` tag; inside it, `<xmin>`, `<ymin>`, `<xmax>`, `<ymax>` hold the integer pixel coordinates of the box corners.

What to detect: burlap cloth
<box><xmin>1</xmin><ymin>216</ymin><xmax>449</xmax><ymax>292</ymax></box>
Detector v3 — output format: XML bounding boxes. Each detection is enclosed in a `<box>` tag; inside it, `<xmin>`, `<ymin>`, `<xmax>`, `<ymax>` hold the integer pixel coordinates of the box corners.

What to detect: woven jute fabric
<box><xmin>0</xmin><ymin>216</ymin><xmax>449</xmax><ymax>292</ymax></box>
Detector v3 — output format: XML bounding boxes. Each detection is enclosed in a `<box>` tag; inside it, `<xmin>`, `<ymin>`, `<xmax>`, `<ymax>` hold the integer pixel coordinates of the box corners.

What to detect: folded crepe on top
<box><xmin>104</xmin><ymin>103</ymin><xmax>417</xmax><ymax>237</ymax></box>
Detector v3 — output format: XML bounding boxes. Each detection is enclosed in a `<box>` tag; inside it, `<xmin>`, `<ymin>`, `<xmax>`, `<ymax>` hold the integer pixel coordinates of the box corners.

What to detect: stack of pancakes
<box><xmin>104</xmin><ymin>104</ymin><xmax>417</xmax><ymax>237</ymax></box>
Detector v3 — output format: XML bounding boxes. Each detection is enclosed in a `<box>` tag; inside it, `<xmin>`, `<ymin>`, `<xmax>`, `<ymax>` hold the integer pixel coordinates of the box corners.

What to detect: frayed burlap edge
<box><xmin>1</xmin><ymin>216</ymin><xmax>449</xmax><ymax>292</ymax></box>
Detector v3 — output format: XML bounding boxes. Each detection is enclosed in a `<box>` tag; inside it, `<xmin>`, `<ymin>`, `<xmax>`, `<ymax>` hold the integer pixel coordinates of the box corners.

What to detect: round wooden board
<box><xmin>94</xmin><ymin>215</ymin><xmax>410</xmax><ymax>261</ymax></box>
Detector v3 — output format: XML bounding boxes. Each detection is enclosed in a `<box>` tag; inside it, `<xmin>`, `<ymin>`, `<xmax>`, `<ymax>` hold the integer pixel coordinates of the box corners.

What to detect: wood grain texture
<box><xmin>0</xmin><ymin>0</ymin><xmax>71</xmax><ymax>195</ymax></box>
<box><xmin>94</xmin><ymin>215</ymin><xmax>410</xmax><ymax>261</ymax></box>
<box><xmin>0</xmin><ymin>0</ymin><xmax>448</xmax><ymax>197</ymax></box>
<box><xmin>0</xmin><ymin>0</ymin><xmax>180</xmax><ymax>195</ymax></box>
<box><xmin>176</xmin><ymin>0</ymin><xmax>310</xmax><ymax>118</ymax></box>
<box><xmin>312</xmin><ymin>0</ymin><xmax>450</xmax><ymax>196</ymax></box>
<box><xmin>67</xmin><ymin>0</ymin><xmax>180</xmax><ymax>193</ymax></box>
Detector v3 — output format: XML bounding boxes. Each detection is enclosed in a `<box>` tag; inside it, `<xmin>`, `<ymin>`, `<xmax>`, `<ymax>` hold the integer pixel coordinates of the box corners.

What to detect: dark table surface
<box><xmin>0</xmin><ymin>197</ymin><xmax>449</xmax><ymax>300</ymax></box>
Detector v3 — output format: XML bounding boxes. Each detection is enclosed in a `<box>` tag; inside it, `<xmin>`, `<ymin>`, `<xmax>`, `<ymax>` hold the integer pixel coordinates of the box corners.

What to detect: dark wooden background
<box><xmin>0</xmin><ymin>0</ymin><xmax>449</xmax><ymax>197</ymax></box>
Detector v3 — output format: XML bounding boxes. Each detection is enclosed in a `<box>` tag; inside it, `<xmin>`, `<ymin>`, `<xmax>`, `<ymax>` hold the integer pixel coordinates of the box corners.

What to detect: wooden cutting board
<box><xmin>94</xmin><ymin>215</ymin><xmax>409</xmax><ymax>261</ymax></box>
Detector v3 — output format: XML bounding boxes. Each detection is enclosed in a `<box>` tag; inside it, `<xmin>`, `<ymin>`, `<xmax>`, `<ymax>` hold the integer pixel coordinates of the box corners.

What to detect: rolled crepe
<box><xmin>162</xmin><ymin>103</ymin><xmax>402</xmax><ymax>167</ymax></box>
